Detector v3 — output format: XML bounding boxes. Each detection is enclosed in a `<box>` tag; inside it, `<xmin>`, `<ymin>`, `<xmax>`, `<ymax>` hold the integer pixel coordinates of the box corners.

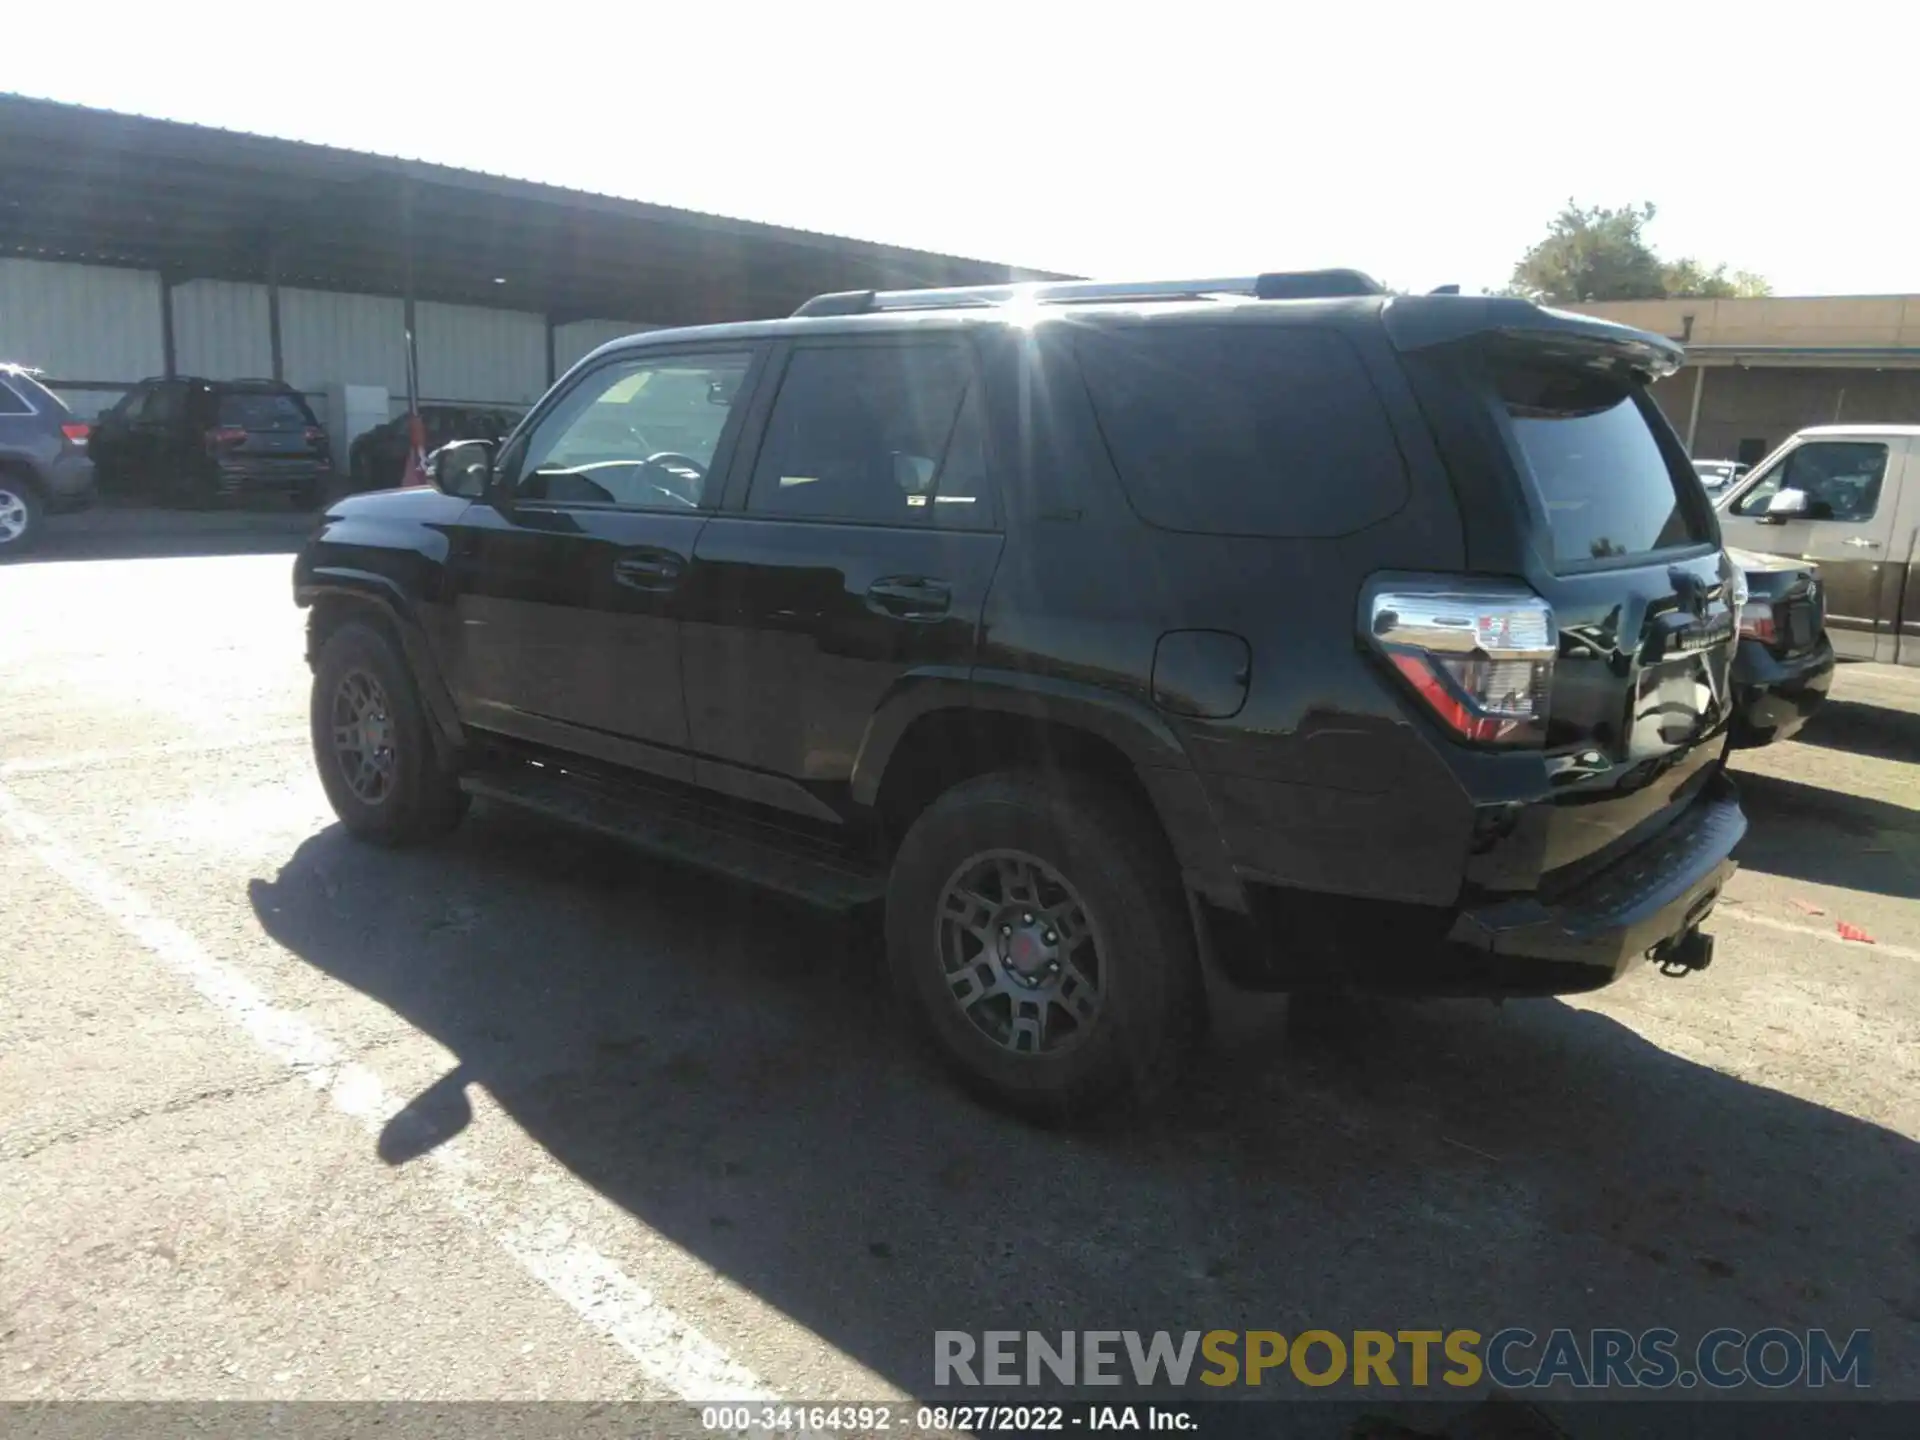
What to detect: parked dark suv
<box><xmin>294</xmin><ymin>272</ymin><xmax>1746</xmax><ymax>1118</ymax></box>
<box><xmin>93</xmin><ymin>377</ymin><xmax>333</xmax><ymax>507</ymax></box>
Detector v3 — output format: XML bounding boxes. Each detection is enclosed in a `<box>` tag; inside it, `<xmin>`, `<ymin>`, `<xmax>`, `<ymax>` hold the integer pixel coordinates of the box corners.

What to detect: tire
<box><xmin>0</xmin><ymin>473</ymin><xmax>44</xmax><ymax>557</ymax></box>
<box><xmin>885</xmin><ymin>771</ymin><xmax>1204</xmax><ymax>1122</ymax></box>
<box><xmin>310</xmin><ymin>620</ymin><xmax>468</xmax><ymax>845</ymax></box>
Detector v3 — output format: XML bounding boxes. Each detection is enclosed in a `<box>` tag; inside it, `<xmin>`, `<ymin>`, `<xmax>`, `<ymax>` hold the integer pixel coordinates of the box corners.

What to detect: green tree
<box><xmin>1508</xmin><ymin>201</ymin><xmax>1667</xmax><ymax>303</ymax></box>
<box><xmin>1506</xmin><ymin>200</ymin><xmax>1771</xmax><ymax>302</ymax></box>
<box><xmin>1660</xmin><ymin>258</ymin><xmax>1773</xmax><ymax>298</ymax></box>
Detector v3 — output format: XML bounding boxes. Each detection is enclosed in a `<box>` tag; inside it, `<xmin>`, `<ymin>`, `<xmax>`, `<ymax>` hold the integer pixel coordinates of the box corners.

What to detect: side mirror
<box><xmin>1758</xmin><ymin>487</ymin><xmax>1809</xmax><ymax>524</ymax></box>
<box><xmin>433</xmin><ymin>438</ymin><xmax>495</xmax><ymax>498</ymax></box>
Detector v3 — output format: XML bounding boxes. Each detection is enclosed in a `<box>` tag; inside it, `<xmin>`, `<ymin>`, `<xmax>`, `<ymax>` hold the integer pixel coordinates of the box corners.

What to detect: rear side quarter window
<box><xmin>1073</xmin><ymin>325</ymin><xmax>1409</xmax><ymax>537</ymax></box>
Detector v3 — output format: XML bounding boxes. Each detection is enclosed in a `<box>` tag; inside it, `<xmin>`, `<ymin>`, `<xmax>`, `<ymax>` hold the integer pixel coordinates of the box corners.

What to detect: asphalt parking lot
<box><xmin>3</xmin><ymin>542</ymin><xmax>1916</xmax><ymax>1423</ymax></box>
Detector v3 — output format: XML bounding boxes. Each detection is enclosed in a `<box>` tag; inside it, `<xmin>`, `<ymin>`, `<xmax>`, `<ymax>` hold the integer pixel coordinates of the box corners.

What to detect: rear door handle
<box><xmin>866</xmin><ymin>576</ymin><xmax>952</xmax><ymax>619</ymax></box>
<box><xmin>612</xmin><ymin>551</ymin><xmax>685</xmax><ymax>590</ymax></box>
<box><xmin>1843</xmin><ymin>537</ymin><xmax>1881</xmax><ymax>549</ymax></box>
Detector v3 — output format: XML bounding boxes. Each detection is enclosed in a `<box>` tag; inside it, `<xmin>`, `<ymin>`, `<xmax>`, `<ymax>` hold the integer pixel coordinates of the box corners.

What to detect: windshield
<box><xmin>1498</xmin><ymin>364</ymin><xmax>1709</xmax><ymax>565</ymax></box>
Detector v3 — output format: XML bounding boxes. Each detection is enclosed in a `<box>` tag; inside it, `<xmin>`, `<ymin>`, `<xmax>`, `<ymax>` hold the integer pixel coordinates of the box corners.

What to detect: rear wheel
<box><xmin>885</xmin><ymin>772</ymin><xmax>1203</xmax><ymax>1121</ymax></box>
<box><xmin>0</xmin><ymin>475</ymin><xmax>43</xmax><ymax>557</ymax></box>
<box><xmin>311</xmin><ymin>621</ymin><xmax>467</xmax><ymax>845</ymax></box>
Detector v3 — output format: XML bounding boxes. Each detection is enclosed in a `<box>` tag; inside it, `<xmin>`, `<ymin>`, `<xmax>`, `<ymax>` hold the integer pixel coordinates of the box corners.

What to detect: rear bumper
<box><xmin>214</xmin><ymin>460</ymin><xmax>332</xmax><ymax>494</ymax></box>
<box><xmin>1730</xmin><ymin>637</ymin><xmax>1834</xmax><ymax>748</ymax></box>
<box><xmin>1445</xmin><ymin>773</ymin><xmax>1745</xmax><ymax>989</ymax></box>
<box><xmin>43</xmin><ymin>454</ymin><xmax>97</xmax><ymax>513</ymax></box>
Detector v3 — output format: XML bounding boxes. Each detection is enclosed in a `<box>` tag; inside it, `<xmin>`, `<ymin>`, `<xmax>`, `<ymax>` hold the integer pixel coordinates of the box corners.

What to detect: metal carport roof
<box><xmin>0</xmin><ymin>93</ymin><xmax>1063</xmax><ymax>326</ymax></box>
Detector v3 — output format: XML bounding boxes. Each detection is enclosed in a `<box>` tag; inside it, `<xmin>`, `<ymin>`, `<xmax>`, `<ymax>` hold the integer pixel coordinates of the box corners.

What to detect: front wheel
<box><xmin>885</xmin><ymin>772</ymin><xmax>1204</xmax><ymax>1122</ymax></box>
<box><xmin>311</xmin><ymin>621</ymin><xmax>467</xmax><ymax>845</ymax></box>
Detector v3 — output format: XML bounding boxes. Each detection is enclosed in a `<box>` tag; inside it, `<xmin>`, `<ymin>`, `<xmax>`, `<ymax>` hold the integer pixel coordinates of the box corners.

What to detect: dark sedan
<box><xmin>1729</xmin><ymin>547</ymin><xmax>1835</xmax><ymax>748</ymax></box>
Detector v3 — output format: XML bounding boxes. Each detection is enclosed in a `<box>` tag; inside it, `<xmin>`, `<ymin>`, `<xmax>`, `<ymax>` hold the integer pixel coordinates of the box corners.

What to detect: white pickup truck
<box><xmin>1717</xmin><ymin>424</ymin><xmax>1920</xmax><ymax>666</ymax></box>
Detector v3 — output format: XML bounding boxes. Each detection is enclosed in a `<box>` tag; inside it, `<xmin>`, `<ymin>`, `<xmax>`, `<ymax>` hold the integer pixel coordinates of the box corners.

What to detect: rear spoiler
<box><xmin>1382</xmin><ymin>295</ymin><xmax>1684</xmax><ymax>382</ymax></box>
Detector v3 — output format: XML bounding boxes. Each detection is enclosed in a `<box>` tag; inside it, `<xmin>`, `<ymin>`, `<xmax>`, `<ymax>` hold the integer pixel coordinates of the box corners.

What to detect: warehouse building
<box><xmin>0</xmin><ymin>93</ymin><xmax>1051</xmax><ymax>459</ymax></box>
<box><xmin>1567</xmin><ymin>295</ymin><xmax>1920</xmax><ymax>465</ymax></box>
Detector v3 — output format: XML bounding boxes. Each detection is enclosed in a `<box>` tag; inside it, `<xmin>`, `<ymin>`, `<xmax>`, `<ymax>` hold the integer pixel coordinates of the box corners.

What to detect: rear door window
<box><xmin>218</xmin><ymin>391</ymin><xmax>315</xmax><ymax>430</ymax></box>
<box><xmin>1496</xmin><ymin>365</ymin><xmax>1709</xmax><ymax>565</ymax></box>
<box><xmin>1073</xmin><ymin>325</ymin><xmax>1408</xmax><ymax>537</ymax></box>
<box><xmin>0</xmin><ymin>380</ymin><xmax>29</xmax><ymax>415</ymax></box>
<box><xmin>746</xmin><ymin>341</ymin><xmax>990</xmax><ymax>527</ymax></box>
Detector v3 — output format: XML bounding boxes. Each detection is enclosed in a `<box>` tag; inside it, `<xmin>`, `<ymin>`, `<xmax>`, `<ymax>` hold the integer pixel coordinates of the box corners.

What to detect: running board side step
<box><xmin>460</xmin><ymin>764</ymin><xmax>887</xmax><ymax>912</ymax></box>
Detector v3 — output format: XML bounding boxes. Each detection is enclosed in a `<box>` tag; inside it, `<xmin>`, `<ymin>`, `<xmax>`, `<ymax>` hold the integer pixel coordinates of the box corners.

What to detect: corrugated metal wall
<box><xmin>0</xmin><ymin>258</ymin><xmax>639</xmax><ymax>416</ymax></box>
<box><xmin>172</xmin><ymin>279</ymin><xmax>272</xmax><ymax>378</ymax></box>
<box><xmin>281</xmin><ymin>287</ymin><xmax>407</xmax><ymax>395</ymax></box>
<box><xmin>417</xmin><ymin>301</ymin><xmax>546</xmax><ymax>404</ymax></box>
<box><xmin>0</xmin><ymin>258</ymin><xmax>164</xmax><ymax>381</ymax></box>
<box><xmin>554</xmin><ymin>318</ymin><xmax>658</xmax><ymax>374</ymax></box>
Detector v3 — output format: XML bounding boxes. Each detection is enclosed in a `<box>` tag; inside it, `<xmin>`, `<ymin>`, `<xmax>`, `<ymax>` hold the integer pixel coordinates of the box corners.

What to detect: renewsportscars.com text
<box><xmin>933</xmin><ymin>1328</ymin><xmax>1872</xmax><ymax>1391</ymax></box>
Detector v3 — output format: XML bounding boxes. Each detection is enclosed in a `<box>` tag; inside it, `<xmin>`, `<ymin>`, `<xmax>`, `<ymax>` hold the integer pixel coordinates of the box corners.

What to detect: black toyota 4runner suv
<box><xmin>294</xmin><ymin>271</ymin><xmax>1745</xmax><ymax>1118</ymax></box>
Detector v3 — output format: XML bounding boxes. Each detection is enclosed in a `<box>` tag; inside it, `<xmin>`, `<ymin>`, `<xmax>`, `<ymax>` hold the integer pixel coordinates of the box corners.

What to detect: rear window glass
<box><xmin>1075</xmin><ymin>326</ymin><xmax>1408</xmax><ymax>537</ymax></box>
<box><xmin>1499</xmin><ymin>366</ymin><xmax>1707</xmax><ymax>564</ymax></box>
<box><xmin>218</xmin><ymin>391</ymin><xmax>315</xmax><ymax>430</ymax></box>
<box><xmin>1</xmin><ymin>371</ymin><xmax>66</xmax><ymax>414</ymax></box>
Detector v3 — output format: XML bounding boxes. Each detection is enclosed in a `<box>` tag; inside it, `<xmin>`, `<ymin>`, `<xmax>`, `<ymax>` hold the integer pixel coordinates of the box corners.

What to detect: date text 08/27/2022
<box><xmin>700</xmin><ymin>1405</ymin><xmax>1192</xmax><ymax>1433</ymax></box>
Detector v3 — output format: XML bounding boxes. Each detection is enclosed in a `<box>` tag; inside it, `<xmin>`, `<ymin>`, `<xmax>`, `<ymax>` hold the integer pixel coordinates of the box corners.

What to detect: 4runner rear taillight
<box><xmin>1364</xmin><ymin>577</ymin><xmax>1556</xmax><ymax>747</ymax></box>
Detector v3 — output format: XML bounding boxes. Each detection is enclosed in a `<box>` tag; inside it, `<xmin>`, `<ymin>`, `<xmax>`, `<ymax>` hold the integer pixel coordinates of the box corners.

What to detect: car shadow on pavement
<box><xmin>246</xmin><ymin>808</ymin><xmax>1920</xmax><ymax>1407</ymax></box>
<box><xmin>1791</xmin><ymin>697</ymin><xmax>1920</xmax><ymax>768</ymax></box>
<box><xmin>1733</xmin><ymin>771</ymin><xmax>1918</xmax><ymax>902</ymax></box>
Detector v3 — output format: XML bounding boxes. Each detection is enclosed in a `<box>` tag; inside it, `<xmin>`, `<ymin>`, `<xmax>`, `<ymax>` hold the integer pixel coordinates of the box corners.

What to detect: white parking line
<box><xmin>1718</xmin><ymin>904</ymin><xmax>1920</xmax><ymax>963</ymax></box>
<box><xmin>0</xmin><ymin>779</ymin><xmax>776</xmax><ymax>1404</ymax></box>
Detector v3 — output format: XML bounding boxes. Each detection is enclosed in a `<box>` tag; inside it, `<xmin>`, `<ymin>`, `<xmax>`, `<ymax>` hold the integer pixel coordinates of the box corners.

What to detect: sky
<box><xmin>4</xmin><ymin>1</ymin><xmax>1917</xmax><ymax>297</ymax></box>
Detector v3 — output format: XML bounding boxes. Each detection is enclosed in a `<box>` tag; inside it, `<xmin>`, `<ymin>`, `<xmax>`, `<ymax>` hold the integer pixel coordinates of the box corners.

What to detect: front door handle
<box><xmin>866</xmin><ymin>576</ymin><xmax>952</xmax><ymax>619</ymax></box>
<box><xmin>612</xmin><ymin>552</ymin><xmax>685</xmax><ymax>590</ymax></box>
<box><xmin>1843</xmin><ymin>537</ymin><xmax>1881</xmax><ymax>549</ymax></box>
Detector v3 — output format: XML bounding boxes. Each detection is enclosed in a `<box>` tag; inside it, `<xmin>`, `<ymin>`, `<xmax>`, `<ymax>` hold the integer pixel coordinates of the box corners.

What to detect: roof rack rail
<box><xmin>791</xmin><ymin>268</ymin><xmax>1385</xmax><ymax>318</ymax></box>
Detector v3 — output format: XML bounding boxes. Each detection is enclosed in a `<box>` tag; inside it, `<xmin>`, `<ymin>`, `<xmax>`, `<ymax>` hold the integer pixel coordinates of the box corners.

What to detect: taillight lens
<box><xmin>1365</xmin><ymin>577</ymin><xmax>1556</xmax><ymax>747</ymax></box>
<box><xmin>61</xmin><ymin>422</ymin><xmax>90</xmax><ymax>446</ymax></box>
<box><xmin>205</xmin><ymin>426</ymin><xmax>247</xmax><ymax>452</ymax></box>
<box><xmin>303</xmin><ymin>426</ymin><xmax>328</xmax><ymax>449</ymax></box>
<box><xmin>1738</xmin><ymin>600</ymin><xmax>1777</xmax><ymax>645</ymax></box>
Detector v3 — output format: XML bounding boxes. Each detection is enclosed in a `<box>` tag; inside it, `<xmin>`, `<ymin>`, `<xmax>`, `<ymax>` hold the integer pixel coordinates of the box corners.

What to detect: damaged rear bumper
<box><xmin>1447</xmin><ymin>773</ymin><xmax>1746</xmax><ymax>990</ymax></box>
